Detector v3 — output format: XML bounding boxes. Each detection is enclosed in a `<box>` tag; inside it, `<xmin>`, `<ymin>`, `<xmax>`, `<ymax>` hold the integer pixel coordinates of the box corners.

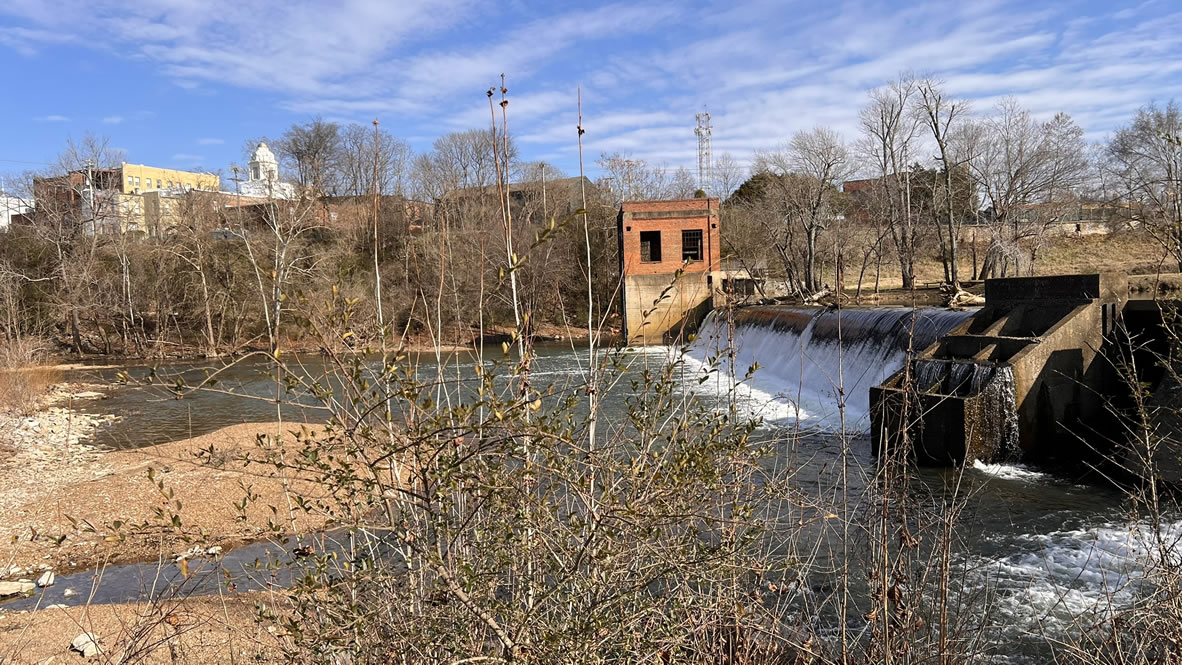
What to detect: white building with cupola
<box><xmin>236</xmin><ymin>142</ymin><xmax>296</xmax><ymax>199</ymax></box>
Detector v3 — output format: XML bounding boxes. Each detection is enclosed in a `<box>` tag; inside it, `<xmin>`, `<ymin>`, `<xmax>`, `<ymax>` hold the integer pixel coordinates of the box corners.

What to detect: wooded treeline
<box><xmin>723</xmin><ymin>78</ymin><xmax>1179</xmax><ymax>300</ymax></box>
<box><xmin>0</xmin><ymin>78</ymin><xmax>1177</xmax><ymax>358</ymax></box>
<box><xmin>0</xmin><ymin>128</ymin><xmax>633</xmax><ymax>357</ymax></box>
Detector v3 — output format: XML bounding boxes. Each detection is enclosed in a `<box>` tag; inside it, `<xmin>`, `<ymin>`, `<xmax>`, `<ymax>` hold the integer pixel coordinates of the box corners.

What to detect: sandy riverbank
<box><xmin>0</xmin><ymin>405</ymin><xmax>333</xmax><ymax>577</ymax></box>
<box><xmin>0</xmin><ymin>591</ymin><xmax>286</xmax><ymax>663</ymax></box>
<box><xmin>0</xmin><ymin>387</ymin><xmax>355</xmax><ymax>662</ymax></box>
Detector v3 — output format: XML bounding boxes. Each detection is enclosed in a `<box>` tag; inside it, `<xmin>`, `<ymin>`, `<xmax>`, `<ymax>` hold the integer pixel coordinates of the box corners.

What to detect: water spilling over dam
<box><xmin>689</xmin><ymin>306</ymin><xmax>975</xmax><ymax>429</ymax></box>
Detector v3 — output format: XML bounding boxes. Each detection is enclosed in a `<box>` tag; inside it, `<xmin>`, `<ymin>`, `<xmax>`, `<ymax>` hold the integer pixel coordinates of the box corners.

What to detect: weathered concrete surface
<box><xmin>621</xmin><ymin>272</ymin><xmax>715</xmax><ymax>345</ymax></box>
<box><xmin>1121</xmin><ymin>363</ymin><xmax>1182</xmax><ymax>493</ymax></box>
<box><xmin>872</xmin><ymin>273</ymin><xmax>1130</xmax><ymax>466</ymax></box>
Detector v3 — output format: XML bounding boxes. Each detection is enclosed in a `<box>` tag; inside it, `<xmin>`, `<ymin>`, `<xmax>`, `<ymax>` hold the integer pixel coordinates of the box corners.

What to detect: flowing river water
<box><xmin>4</xmin><ymin>306</ymin><xmax>1172</xmax><ymax>662</ymax></box>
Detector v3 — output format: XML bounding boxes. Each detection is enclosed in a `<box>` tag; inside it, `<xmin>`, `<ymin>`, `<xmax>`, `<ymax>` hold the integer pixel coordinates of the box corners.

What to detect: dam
<box><xmin>686</xmin><ymin>272</ymin><xmax>1172</xmax><ymax>470</ymax></box>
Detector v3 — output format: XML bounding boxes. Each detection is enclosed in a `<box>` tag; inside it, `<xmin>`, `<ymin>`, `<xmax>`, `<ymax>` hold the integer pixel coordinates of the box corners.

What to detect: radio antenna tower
<box><xmin>695</xmin><ymin>109</ymin><xmax>712</xmax><ymax>195</ymax></box>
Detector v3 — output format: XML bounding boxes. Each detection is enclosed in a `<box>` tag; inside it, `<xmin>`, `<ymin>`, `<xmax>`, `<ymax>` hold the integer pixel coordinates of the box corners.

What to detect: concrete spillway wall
<box><xmin>871</xmin><ymin>273</ymin><xmax>1128</xmax><ymax>466</ymax></box>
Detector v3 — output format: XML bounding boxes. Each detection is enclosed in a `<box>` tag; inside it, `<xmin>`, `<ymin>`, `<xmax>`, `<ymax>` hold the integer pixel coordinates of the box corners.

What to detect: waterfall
<box><xmin>981</xmin><ymin>365</ymin><xmax>1020</xmax><ymax>458</ymax></box>
<box><xmin>909</xmin><ymin>359</ymin><xmax>1020</xmax><ymax>457</ymax></box>
<box><xmin>687</xmin><ymin>306</ymin><xmax>975</xmax><ymax>430</ymax></box>
<box><xmin>913</xmin><ymin>358</ymin><xmax>997</xmax><ymax>396</ymax></box>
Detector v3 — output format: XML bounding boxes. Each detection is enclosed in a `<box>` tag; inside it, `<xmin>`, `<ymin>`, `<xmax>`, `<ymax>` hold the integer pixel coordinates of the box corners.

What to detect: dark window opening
<box><xmin>640</xmin><ymin>230</ymin><xmax>662</xmax><ymax>263</ymax></box>
<box><xmin>682</xmin><ymin>229</ymin><xmax>703</xmax><ymax>262</ymax></box>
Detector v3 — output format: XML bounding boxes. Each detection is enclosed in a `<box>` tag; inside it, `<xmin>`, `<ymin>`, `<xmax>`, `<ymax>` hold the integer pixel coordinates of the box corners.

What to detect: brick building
<box><xmin>617</xmin><ymin>197</ymin><xmax>721</xmax><ymax>344</ymax></box>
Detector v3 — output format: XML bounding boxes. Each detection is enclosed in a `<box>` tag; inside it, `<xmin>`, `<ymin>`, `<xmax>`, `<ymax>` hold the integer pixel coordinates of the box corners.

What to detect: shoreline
<box><xmin>41</xmin><ymin>326</ymin><xmax>604</xmax><ymax>368</ymax></box>
<box><xmin>0</xmin><ymin>591</ymin><xmax>286</xmax><ymax>662</ymax></box>
<box><xmin>0</xmin><ymin>401</ymin><xmax>331</xmax><ymax>580</ymax></box>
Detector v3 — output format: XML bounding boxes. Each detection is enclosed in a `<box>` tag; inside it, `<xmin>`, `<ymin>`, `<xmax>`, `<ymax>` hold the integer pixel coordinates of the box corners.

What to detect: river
<box><xmin>4</xmin><ymin>308</ymin><xmax>1171</xmax><ymax>663</ymax></box>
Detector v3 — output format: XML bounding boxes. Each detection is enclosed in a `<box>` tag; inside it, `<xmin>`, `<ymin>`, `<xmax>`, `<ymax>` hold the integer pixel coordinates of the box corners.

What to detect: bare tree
<box><xmin>162</xmin><ymin>192</ymin><xmax>227</xmax><ymax>355</ymax></box>
<box><xmin>858</xmin><ymin>75</ymin><xmax>922</xmax><ymax>288</ymax></box>
<box><xmin>914</xmin><ymin>78</ymin><xmax>970</xmax><ymax>287</ymax></box>
<box><xmin>711</xmin><ymin>152</ymin><xmax>746</xmax><ymax>201</ymax></box>
<box><xmin>418</xmin><ymin>129</ymin><xmax>513</xmax><ymax>195</ymax></box>
<box><xmin>1104</xmin><ymin>100</ymin><xmax>1182</xmax><ymax>270</ymax></box>
<box><xmin>595</xmin><ymin>153</ymin><xmax>695</xmax><ymax>203</ymax></box>
<box><xmin>338</xmin><ymin>123</ymin><xmax>413</xmax><ymax>197</ymax></box>
<box><xmin>971</xmin><ymin>100</ymin><xmax>1088</xmax><ymax>277</ymax></box>
<box><xmin>32</xmin><ymin>135</ymin><xmax>125</xmax><ymax>354</ymax></box>
<box><xmin>278</xmin><ymin>118</ymin><xmax>342</xmax><ymax>195</ymax></box>
<box><xmin>755</xmin><ymin>127</ymin><xmax>853</xmax><ymax>293</ymax></box>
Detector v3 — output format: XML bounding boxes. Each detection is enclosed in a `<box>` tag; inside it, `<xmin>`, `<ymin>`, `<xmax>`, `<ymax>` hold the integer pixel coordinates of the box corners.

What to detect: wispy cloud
<box><xmin>3</xmin><ymin>0</ymin><xmax>1181</xmax><ymax>174</ymax></box>
<box><xmin>35</xmin><ymin>114</ymin><xmax>69</xmax><ymax>123</ymax></box>
<box><xmin>0</xmin><ymin>25</ymin><xmax>72</xmax><ymax>56</ymax></box>
<box><xmin>171</xmin><ymin>153</ymin><xmax>203</xmax><ymax>163</ymax></box>
<box><xmin>102</xmin><ymin>115</ymin><xmax>124</xmax><ymax>124</ymax></box>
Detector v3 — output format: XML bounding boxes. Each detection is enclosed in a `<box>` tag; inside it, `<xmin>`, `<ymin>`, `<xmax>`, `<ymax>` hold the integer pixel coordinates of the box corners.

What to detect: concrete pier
<box><xmin>870</xmin><ymin>273</ymin><xmax>1131</xmax><ymax>466</ymax></box>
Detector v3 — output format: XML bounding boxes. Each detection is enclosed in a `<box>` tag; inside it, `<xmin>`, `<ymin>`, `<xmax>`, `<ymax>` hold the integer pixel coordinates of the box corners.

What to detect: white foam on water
<box><xmin>972</xmin><ymin>520</ymin><xmax>1182</xmax><ymax>641</ymax></box>
<box><xmin>972</xmin><ymin>460</ymin><xmax>1050</xmax><ymax>482</ymax></box>
<box><xmin>685</xmin><ymin>307</ymin><xmax>974</xmax><ymax>431</ymax></box>
<box><xmin>676</xmin><ymin>351</ymin><xmax>810</xmax><ymax>425</ymax></box>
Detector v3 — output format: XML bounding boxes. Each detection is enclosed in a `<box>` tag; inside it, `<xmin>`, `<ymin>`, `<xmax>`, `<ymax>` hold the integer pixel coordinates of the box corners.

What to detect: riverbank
<box><xmin>41</xmin><ymin>324</ymin><xmax>605</xmax><ymax>368</ymax></box>
<box><xmin>0</xmin><ymin>419</ymin><xmax>332</xmax><ymax>578</ymax></box>
<box><xmin>0</xmin><ymin>591</ymin><xmax>285</xmax><ymax>663</ymax></box>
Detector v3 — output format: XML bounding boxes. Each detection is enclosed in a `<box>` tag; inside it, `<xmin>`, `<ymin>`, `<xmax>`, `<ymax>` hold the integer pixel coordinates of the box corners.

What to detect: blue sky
<box><xmin>1</xmin><ymin>0</ymin><xmax>1180</xmax><ymax>181</ymax></box>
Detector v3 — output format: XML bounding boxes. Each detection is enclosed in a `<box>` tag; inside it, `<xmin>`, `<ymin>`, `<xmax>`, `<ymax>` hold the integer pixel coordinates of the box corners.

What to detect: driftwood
<box><xmin>803</xmin><ymin>288</ymin><xmax>831</xmax><ymax>305</ymax></box>
<box><xmin>943</xmin><ymin>288</ymin><xmax>985</xmax><ymax>309</ymax></box>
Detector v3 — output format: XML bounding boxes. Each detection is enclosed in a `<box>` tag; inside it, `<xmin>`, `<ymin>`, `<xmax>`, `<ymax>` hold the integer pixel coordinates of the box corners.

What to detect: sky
<box><xmin>1</xmin><ymin>0</ymin><xmax>1180</xmax><ymax>184</ymax></box>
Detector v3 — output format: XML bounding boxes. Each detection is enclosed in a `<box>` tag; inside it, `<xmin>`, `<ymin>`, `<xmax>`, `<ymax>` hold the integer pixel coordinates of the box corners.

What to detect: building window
<box><xmin>682</xmin><ymin>229</ymin><xmax>703</xmax><ymax>262</ymax></box>
<box><xmin>639</xmin><ymin>230</ymin><xmax>662</xmax><ymax>263</ymax></box>
<box><xmin>157</xmin><ymin>179</ymin><xmax>162</xmax><ymax>188</ymax></box>
<box><xmin>134</xmin><ymin>176</ymin><xmax>140</xmax><ymax>187</ymax></box>
<box><xmin>127</xmin><ymin>176</ymin><xmax>134</xmax><ymax>188</ymax></box>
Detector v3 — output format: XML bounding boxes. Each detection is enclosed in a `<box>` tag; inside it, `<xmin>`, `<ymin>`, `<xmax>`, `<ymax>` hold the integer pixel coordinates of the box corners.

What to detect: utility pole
<box><xmin>372</xmin><ymin>118</ymin><xmax>384</xmax><ymax>329</ymax></box>
<box><xmin>695</xmin><ymin>110</ymin><xmax>712</xmax><ymax>195</ymax></box>
<box><xmin>540</xmin><ymin>162</ymin><xmax>547</xmax><ymax>222</ymax></box>
<box><xmin>85</xmin><ymin>159</ymin><xmax>96</xmax><ymax>234</ymax></box>
<box><xmin>231</xmin><ymin>166</ymin><xmax>243</xmax><ymax>232</ymax></box>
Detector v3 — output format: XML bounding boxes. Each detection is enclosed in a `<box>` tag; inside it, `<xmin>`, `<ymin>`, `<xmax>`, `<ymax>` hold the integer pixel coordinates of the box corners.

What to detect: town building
<box><xmin>27</xmin><ymin>162</ymin><xmax>219</xmax><ymax>234</ymax></box>
<box><xmin>437</xmin><ymin>176</ymin><xmax>595</xmax><ymax>228</ymax></box>
<box><xmin>0</xmin><ymin>192</ymin><xmax>32</xmax><ymax>229</ymax></box>
<box><xmin>120</xmin><ymin>162</ymin><xmax>219</xmax><ymax>195</ymax></box>
<box><xmin>617</xmin><ymin>197</ymin><xmax>723</xmax><ymax>345</ymax></box>
<box><xmin>235</xmin><ymin>142</ymin><xmax>296</xmax><ymax>200</ymax></box>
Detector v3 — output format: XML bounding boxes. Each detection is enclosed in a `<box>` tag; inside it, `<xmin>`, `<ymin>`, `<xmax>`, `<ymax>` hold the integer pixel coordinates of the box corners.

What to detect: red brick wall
<box><xmin>618</xmin><ymin>198</ymin><xmax>720</xmax><ymax>276</ymax></box>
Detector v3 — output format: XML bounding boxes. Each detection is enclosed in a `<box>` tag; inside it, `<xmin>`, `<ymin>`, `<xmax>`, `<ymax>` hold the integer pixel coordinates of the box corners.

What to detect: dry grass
<box><xmin>0</xmin><ymin>336</ymin><xmax>59</xmax><ymax>415</ymax></box>
<box><xmin>823</xmin><ymin>229</ymin><xmax>1169</xmax><ymax>293</ymax></box>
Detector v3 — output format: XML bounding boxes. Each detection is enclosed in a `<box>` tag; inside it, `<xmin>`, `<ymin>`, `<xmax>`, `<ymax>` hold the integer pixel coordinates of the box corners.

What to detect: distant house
<box><xmin>437</xmin><ymin>176</ymin><xmax>596</xmax><ymax>228</ymax></box>
<box><xmin>27</xmin><ymin>162</ymin><xmax>218</xmax><ymax>235</ymax></box>
<box><xmin>321</xmin><ymin>195</ymin><xmax>435</xmax><ymax>233</ymax></box>
<box><xmin>0</xmin><ymin>193</ymin><xmax>32</xmax><ymax>230</ymax></box>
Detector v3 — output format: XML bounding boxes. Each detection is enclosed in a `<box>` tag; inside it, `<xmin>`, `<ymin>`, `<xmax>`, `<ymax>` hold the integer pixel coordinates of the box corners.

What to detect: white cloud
<box><xmin>0</xmin><ymin>25</ymin><xmax>72</xmax><ymax>55</ymax></box>
<box><xmin>102</xmin><ymin>115</ymin><xmax>124</xmax><ymax>124</ymax></box>
<box><xmin>35</xmin><ymin>114</ymin><xmax>69</xmax><ymax>123</ymax></box>
<box><xmin>171</xmin><ymin>153</ymin><xmax>203</xmax><ymax>163</ymax></box>
<box><xmin>197</xmin><ymin>138</ymin><xmax>224</xmax><ymax>145</ymax></box>
<box><xmin>2</xmin><ymin>0</ymin><xmax>1180</xmax><ymax>174</ymax></box>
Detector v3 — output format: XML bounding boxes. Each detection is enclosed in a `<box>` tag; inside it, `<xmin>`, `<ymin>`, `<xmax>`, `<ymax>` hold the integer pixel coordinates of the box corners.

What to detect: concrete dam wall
<box><xmin>690</xmin><ymin>306</ymin><xmax>974</xmax><ymax>429</ymax></box>
<box><xmin>870</xmin><ymin>273</ymin><xmax>1130</xmax><ymax>466</ymax></box>
<box><xmin>691</xmin><ymin>273</ymin><xmax>1170</xmax><ymax>471</ymax></box>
